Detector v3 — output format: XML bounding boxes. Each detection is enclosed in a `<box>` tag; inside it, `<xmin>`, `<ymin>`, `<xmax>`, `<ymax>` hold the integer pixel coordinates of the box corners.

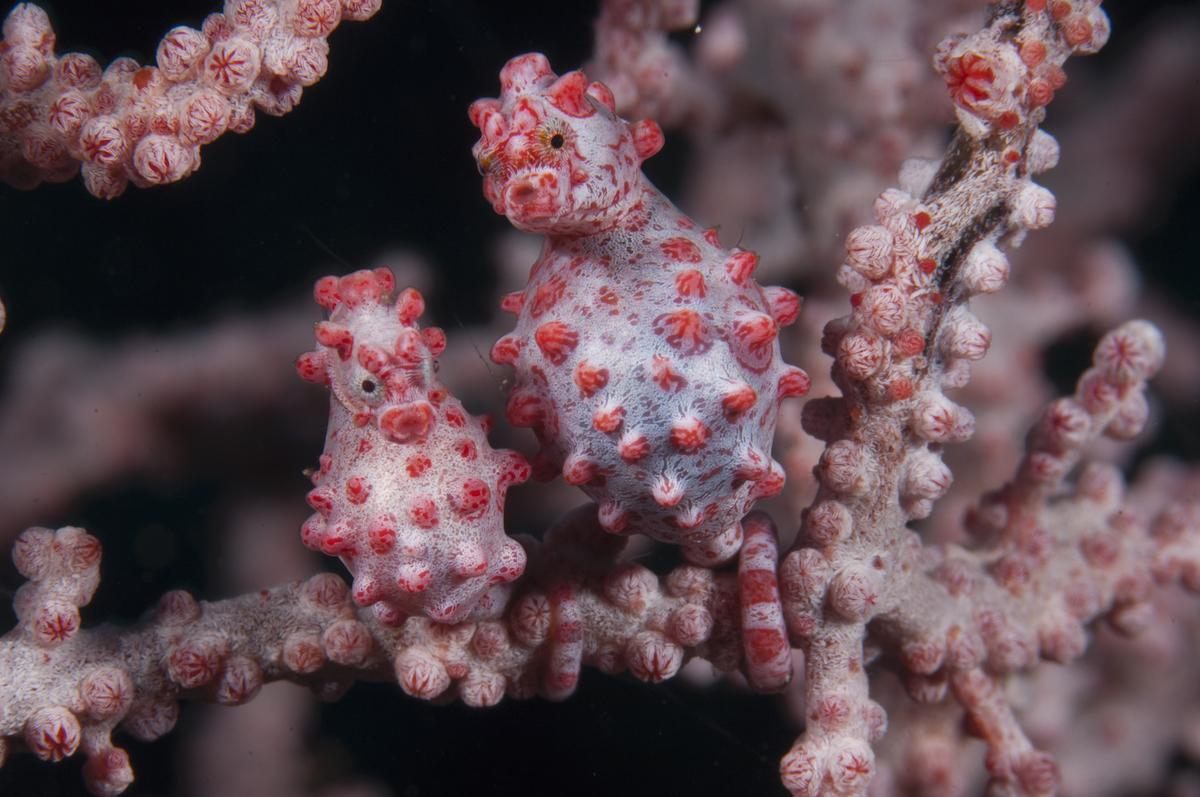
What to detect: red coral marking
<box><xmin>739</xmin><ymin>566</ymin><xmax>777</xmax><ymax>604</ymax></box>
<box><xmin>27</xmin><ymin>711</ymin><xmax>80</xmax><ymax>761</ymax></box>
<box><xmin>895</xmin><ymin>328</ymin><xmax>926</xmax><ymax>357</ymax></box>
<box><xmin>674</xmin><ymin>269</ymin><xmax>707</xmax><ymax>298</ymax></box>
<box><xmin>652</xmin><ymin>476</ymin><xmax>684</xmax><ymax>507</ymax></box>
<box><xmin>1028</xmin><ymin>79</ymin><xmax>1054</xmax><ymax>108</ymax></box>
<box><xmin>654</xmin><ymin>309</ymin><xmax>712</xmax><ymax>355</ymax></box>
<box><xmin>34</xmin><ymin>608</ymin><xmax>79</xmax><ymax>643</ymax></box>
<box><xmin>752</xmin><ymin>468</ymin><xmax>785</xmax><ymax>499</ymax></box>
<box><xmin>725</xmin><ymin>250</ymin><xmax>758</xmax><ymax>285</ymax></box>
<box><xmin>168</xmin><ymin>643</ymin><xmax>222</xmax><ymax>688</ymax></box>
<box><xmin>778</xmin><ymin>367</ymin><xmax>811</xmax><ymax>400</ymax></box>
<box><xmin>919</xmin><ymin>258</ymin><xmax>937</xmax><ymax>274</ymax></box>
<box><xmin>295</xmin><ymin>351</ymin><xmax>326</xmax><ymax>383</ymax></box>
<box><xmin>1050</xmin><ymin>0</ymin><xmax>1072</xmax><ymax>21</ymax></box>
<box><xmin>356</xmin><ymin>343</ymin><xmax>388</xmax><ymax>374</ymax></box>
<box><xmin>395</xmin><ymin>288</ymin><xmax>425</xmax><ymax>325</ymax></box>
<box><xmin>315</xmin><ymin>322</ymin><xmax>354</xmax><ymax>360</ymax></box>
<box><xmin>574</xmin><ymin>361</ymin><xmax>609</xmax><ymax>397</ymax></box>
<box><xmin>563</xmin><ymin>456</ymin><xmax>598</xmax><ymax>486</ymax></box>
<box><xmin>593</xmin><ymin>404</ymin><xmax>625</xmax><ymax>433</ymax></box>
<box><xmin>631</xmin><ymin>118</ymin><xmax>664</xmax><ymax>160</ymax></box>
<box><xmin>703</xmin><ymin>227</ymin><xmax>721</xmax><ymax>247</ymax></box>
<box><xmin>379</xmin><ymin>402</ymin><xmax>435</xmax><ymax>444</ymax></box>
<box><xmin>293</xmin><ymin>0</ymin><xmax>340</xmax><ymax>36</ymax></box>
<box><xmin>47</xmin><ymin>95</ymin><xmax>89</xmax><ymax>135</ymax></box>
<box><xmin>913</xmin><ymin>211</ymin><xmax>932</xmax><ymax>231</ymax></box>
<box><xmin>368</xmin><ymin>524</ymin><xmax>396</xmax><ymax>554</ymax></box>
<box><xmin>345</xmin><ymin>476</ymin><xmax>371</xmax><ymax>505</ymax></box>
<box><xmin>457</xmin><ymin>439</ymin><xmax>478</xmax><ymax>460</ymax></box>
<box><xmin>945</xmin><ymin>52</ymin><xmax>996</xmax><ymax>108</ymax></box>
<box><xmin>506</xmin><ymin>391</ymin><xmax>545</xmax><ymax>427</ymax></box>
<box><xmin>446</xmin><ymin>408</ymin><xmax>466</xmax><ymax>427</ymax></box>
<box><xmin>498</xmin><ymin>452</ymin><xmax>532</xmax><ymax>488</ymax></box>
<box><xmin>406</xmin><ymin>455</ymin><xmax>431</xmax><ymax>477</ymax></box>
<box><xmin>732</xmin><ymin>313</ymin><xmax>779</xmax><ymax>371</ymax></box>
<box><xmin>1062</xmin><ymin>15</ymin><xmax>1094</xmax><ymax>47</ymax></box>
<box><xmin>356</xmin><ymin>437</ymin><xmax>373</xmax><ymax>455</ymax></box>
<box><xmin>205</xmin><ymin>41</ymin><xmax>257</xmax><ymax>92</ymax></box>
<box><xmin>660</xmin><ymin>237</ymin><xmax>702</xmax><ymax>263</ymax></box>
<box><xmin>307</xmin><ymin>487</ymin><xmax>333</xmax><ymax>516</ymax></box>
<box><xmin>453</xmin><ymin>479</ymin><xmax>491</xmax><ymax>518</ymax></box>
<box><xmin>1026</xmin><ymin>0</ymin><xmax>1047</xmax><ymax>10</ymax></box>
<box><xmin>500</xmin><ymin>291</ymin><xmax>524</xmax><ymax>314</ymax></box>
<box><xmin>132</xmin><ymin>66</ymin><xmax>155</xmax><ymax>91</ymax></box>
<box><xmin>1020</xmin><ymin>40</ymin><xmax>1047</xmax><ymax>67</ymax></box>
<box><xmin>619</xmin><ymin>433</ymin><xmax>650</xmax><ymax>463</ymax></box>
<box><xmin>491</xmin><ymin>334</ymin><xmax>521</xmax><ymax>365</ymax></box>
<box><xmin>722</xmin><ymin>383</ymin><xmax>760</xmax><ymax>424</ymax></box>
<box><xmin>535</xmin><ymin>321</ymin><xmax>579</xmax><ymax>365</ymax></box>
<box><xmin>318</xmin><ymin>522</ymin><xmax>355</xmax><ymax>555</ymax></box>
<box><xmin>530</xmin><ymin>275</ymin><xmax>566</xmax><ymax>317</ymax></box>
<box><xmin>391</xmin><ymin>329</ymin><xmax>423</xmax><ymax>365</ymax></box>
<box><xmin>398</xmin><ymin>567</ymin><xmax>432</xmax><ymax>594</ymax></box>
<box><xmin>339</xmin><ymin>270</ymin><xmax>388</xmax><ymax>307</ymax></box>
<box><xmin>649</xmin><ymin>355</ymin><xmax>688</xmax><ymax>392</ymax></box>
<box><xmin>410</xmin><ymin>497</ymin><xmax>438</xmax><ymax>528</ymax></box>
<box><xmin>744</xmin><ymin>626</ymin><xmax>788</xmax><ymax>663</ymax></box>
<box><xmin>887</xmin><ymin>377</ymin><xmax>914</xmax><ymax>402</ymax></box>
<box><xmin>765</xmin><ymin>287</ymin><xmax>800</xmax><ymax>326</ymax></box>
<box><xmin>670</xmin><ymin>417</ymin><xmax>711</xmax><ymax>453</ymax></box>
<box><xmin>545</xmin><ymin>69</ymin><xmax>593</xmax><ymax>116</ymax></box>
<box><xmin>421</xmin><ymin>327</ymin><xmax>447</xmax><ymax>357</ymax></box>
<box><xmin>59</xmin><ymin>53</ymin><xmax>101</xmax><ymax>88</ymax></box>
<box><xmin>1045</xmin><ymin>64</ymin><xmax>1067</xmax><ymax>90</ymax></box>
<box><xmin>70</xmin><ymin>534</ymin><xmax>102</xmax><ymax>569</ymax></box>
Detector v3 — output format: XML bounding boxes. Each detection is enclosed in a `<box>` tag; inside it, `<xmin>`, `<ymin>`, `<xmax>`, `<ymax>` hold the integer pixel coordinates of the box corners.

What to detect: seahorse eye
<box><xmin>361</xmin><ymin>379</ymin><xmax>376</xmax><ymax>394</ymax></box>
<box><xmin>550</xmin><ymin>133</ymin><xmax>564</xmax><ymax>149</ymax></box>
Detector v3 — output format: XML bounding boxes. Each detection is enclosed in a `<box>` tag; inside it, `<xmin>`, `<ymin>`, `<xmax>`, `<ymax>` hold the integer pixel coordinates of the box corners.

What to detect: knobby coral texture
<box><xmin>0</xmin><ymin>1</ymin><xmax>1198</xmax><ymax>796</ymax></box>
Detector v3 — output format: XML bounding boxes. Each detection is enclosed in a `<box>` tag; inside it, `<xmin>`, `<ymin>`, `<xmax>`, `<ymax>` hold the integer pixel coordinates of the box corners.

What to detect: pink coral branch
<box><xmin>776</xmin><ymin>2</ymin><xmax>1198</xmax><ymax>795</ymax></box>
<box><xmin>0</xmin><ymin>507</ymin><xmax>782</xmax><ymax>794</ymax></box>
<box><xmin>0</xmin><ymin>0</ymin><xmax>380</xmax><ymax>197</ymax></box>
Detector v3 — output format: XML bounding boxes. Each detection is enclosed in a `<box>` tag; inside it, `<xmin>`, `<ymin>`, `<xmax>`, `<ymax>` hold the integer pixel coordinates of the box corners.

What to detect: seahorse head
<box><xmin>296</xmin><ymin>268</ymin><xmax>445</xmax><ymax>444</ymax></box>
<box><xmin>469</xmin><ymin>52</ymin><xmax>664</xmax><ymax>236</ymax></box>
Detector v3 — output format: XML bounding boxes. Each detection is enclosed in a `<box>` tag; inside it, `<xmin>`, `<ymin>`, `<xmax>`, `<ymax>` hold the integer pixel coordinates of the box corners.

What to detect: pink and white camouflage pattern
<box><xmin>296</xmin><ymin>269</ymin><xmax>531</xmax><ymax>624</ymax></box>
<box><xmin>472</xmin><ymin>53</ymin><xmax>810</xmax><ymax>565</ymax></box>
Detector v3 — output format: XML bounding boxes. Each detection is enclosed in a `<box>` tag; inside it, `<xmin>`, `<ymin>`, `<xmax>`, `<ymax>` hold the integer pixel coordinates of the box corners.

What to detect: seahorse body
<box><xmin>297</xmin><ymin>269</ymin><xmax>530</xmax><ymax>623</ymax></box>
<box><xmin>471</xmin><ymin>54</ymin><xmax>809</xmax><ymax>564</ymax></box>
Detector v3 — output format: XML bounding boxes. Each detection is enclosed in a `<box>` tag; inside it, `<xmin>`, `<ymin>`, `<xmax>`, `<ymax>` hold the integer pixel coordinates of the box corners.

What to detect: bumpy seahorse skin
<box><xmin>471</xmin><ymin>54</ymin><xmax>810</xmax><ymax>564</ymax></box>
<box><xmin>297</xmin><ymin>269</ymin><xmax>531</xmax><ymax>624</ymax></box>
